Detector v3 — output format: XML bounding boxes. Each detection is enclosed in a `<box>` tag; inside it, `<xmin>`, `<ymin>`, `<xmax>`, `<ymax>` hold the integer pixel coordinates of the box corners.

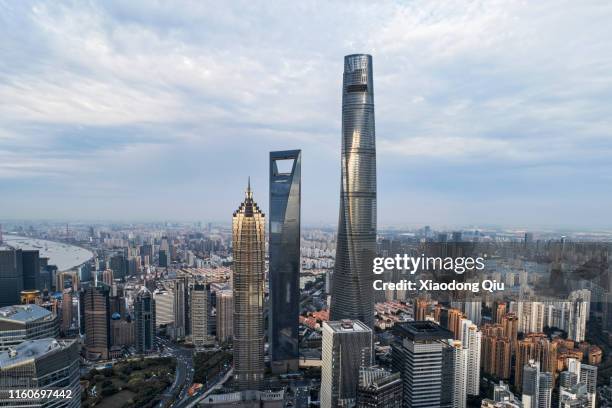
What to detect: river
<box><xmin>3</xmin><ymin>235</ymin><xmax>94</xmax><ymax>271</ymax></box>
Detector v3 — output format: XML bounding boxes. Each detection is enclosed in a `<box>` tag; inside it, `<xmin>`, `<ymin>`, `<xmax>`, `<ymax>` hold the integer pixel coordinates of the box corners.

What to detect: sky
<box><xmin>1</xmin><ymin>1</ymin><xmax>612</xmax><ymax>229</ymax></box>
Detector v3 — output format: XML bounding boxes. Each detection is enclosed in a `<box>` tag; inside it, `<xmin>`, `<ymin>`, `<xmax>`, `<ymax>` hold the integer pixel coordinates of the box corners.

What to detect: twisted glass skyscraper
<box><xmin>330</xmin><ymin>54</ymin><xmax>377</xmax><ymax>329</ymax></box>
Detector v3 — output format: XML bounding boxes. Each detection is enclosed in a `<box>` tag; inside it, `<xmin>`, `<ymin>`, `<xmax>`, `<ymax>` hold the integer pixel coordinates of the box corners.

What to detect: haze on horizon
<box><xmin>1</xmin><ymin>1</ymin><xmax>612</xmax><ymax>229</ymax></box>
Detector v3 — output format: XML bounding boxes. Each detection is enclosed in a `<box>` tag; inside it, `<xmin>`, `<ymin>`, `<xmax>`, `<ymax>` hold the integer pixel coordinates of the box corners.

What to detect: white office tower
<box><xmin>538</xmin><ymin>372</ymin><xmax>553</xmax><ymax>408</ymax></box>
<box><xmin>568</xmin><ymin>291</ymin><xmax>589</xmax><ymax>343</ymax></box>
<box><xmin>518</xmin><ymin>301</ymin><xmax>545</xmax><ymax>333</ymax></box>
<box><xmin>446</xmin><ymin>340</ymin><xmax>468</xmax><ymax>408</ymax></box>
<box><xmin>191</xmin><ymin>284</ymin><xmax>213</xmax><ymax>347</ymax></box>
<box><xmin>579</xmin><ymin>364</ymin><xmax>597</xmax><ymax>408</ymax></box>
<box><xmin>321</xmin><ymin>320</ymin><xmax>373</xmax><ymax>408</ymax></box>
<box><xmin>522</xmin><ymin>360</ymin><xmax>540</xmax><ymax>408</ymax></box>
<box><xmin>567</xmin><ymin>358</ymin><xmax>582</xmax><ymax>378</ymax></box>
<box><xmin>465</xmin><ymin>323</ymin><xmax>482</xmax><ymax>396</ymax></box>
<box><xmin>154</xmin><ymin>289</ymin><xmax>174</xmax><ymax>327</ymax></box>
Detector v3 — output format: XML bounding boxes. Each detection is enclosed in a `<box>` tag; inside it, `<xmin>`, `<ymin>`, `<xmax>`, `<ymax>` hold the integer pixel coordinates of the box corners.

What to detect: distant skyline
<box><xmin>1</xmin><ymin>1</ymin><xmax>612</xmax><ymax>229</ymax></box>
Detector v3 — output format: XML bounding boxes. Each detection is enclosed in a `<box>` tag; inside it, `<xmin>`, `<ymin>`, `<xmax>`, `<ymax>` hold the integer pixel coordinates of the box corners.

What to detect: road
<box><xmin>177</xmin><ymin>368</ymin><xmax>233</xmax><ymax>408</ymax></box>
<box><xmin>156</xmin><ymin>336</ymin><xmax>195</xmax><ymax>408</ymax></box>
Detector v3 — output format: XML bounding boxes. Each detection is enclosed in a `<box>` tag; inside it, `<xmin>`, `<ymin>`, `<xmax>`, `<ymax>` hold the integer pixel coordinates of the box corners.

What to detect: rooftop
<box><xmin>0</xmin><ymin>304</ymin><xmax>53</xmax><ymax>324</ymax></box>
<box><xmin>394</xmin><ymin>321</ymin><xmax>453</xmax><ymax>341</ymax></box>
<box><xmin>0</xmin><ymin>338</ymin><xmax>75</xmax><ymax>368</ymax></box>
<box><xmin>325</xmin><ymin>319</ymin><xmax>371</xmax><ymax>333</ymax></box>
<box><xmin>201</xmin><ymin>390</ymin><xmax>284</xmax><ymax>404</ymax></box>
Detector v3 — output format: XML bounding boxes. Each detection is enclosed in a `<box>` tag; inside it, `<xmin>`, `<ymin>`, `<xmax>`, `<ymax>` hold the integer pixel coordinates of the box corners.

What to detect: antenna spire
<box><xmin>246</xmin><ymin>177</ymin><xmax>253</xmax><ymax>199</ymax></box>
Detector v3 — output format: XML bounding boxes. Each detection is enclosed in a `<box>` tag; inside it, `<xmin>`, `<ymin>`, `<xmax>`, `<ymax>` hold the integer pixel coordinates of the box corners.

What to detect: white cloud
<box><xmin>0</xmin><ymin>1</ymin><xmax>611</xmax><ymax>224</ymax></box>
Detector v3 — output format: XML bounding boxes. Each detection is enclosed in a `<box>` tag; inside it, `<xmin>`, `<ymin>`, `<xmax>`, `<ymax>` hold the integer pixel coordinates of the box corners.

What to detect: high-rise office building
<box><xmin>392</xmin><ymin>321</ymin><xmax>455</xmax><ymax>408</ymax></box>
<box><xmin>134</xmin><ymin>287</ymin><xmax>155</xmax><ymax>354</ymax></box>
<box><xmin>538</xmin><ymin>372</ymin><xmax>553</xmax><ymax>408</ymax></box>
<box><xmin>174</xmin><ymin>278</ymin><xmax>186</xmax><ymax>340</ymax></box>
<box><xmin>191</xmin><ymin>284</ymin><xmax>213</xmax><ymax>347</ymax></box>
<box><xmin>216</xmin><ymin>290</ymin><xmax>233</xmax><ymax>344</ymax></box>
<box><xmin>111</xmin><ymin>315</ymin><xmax>135</xmax><ymax>347</ymax></box>
<box><xmin>21</xmin><ymin>249</ymin><xmax>40</xmax><ymax>291</ymax></box>
<box><xmin>109</xmin><ymin>253</ymin><xmax>127</xmax><ymax>280</ymax></box>
<box><xmin>356</xmin><ymin>366</ymin><xmax>402</xmax><ymax>408</ymax></box>
<box><xmin>140</xmin><ymin>244</ymin><xmax>153</xmax><ymax>266</ymax></box>
<box><xmin>0</xmin><ymin>339</ymin><xmax>80</xmax><ymax>408</ymax></box>
<box><xmin>61</xmin><ymin>290</ymin><xmax>73</xmax><ymax>334</ymax></box>
<box><xmin>522</xmin><ymin>360</ymin><xmax>540</xmax><ymax>408</ymax></box>
<box><xmin>580</xmin><ymin>364</ymin><xmax>597</xmax><ymax>408</ymax></box>
<box><xmin>82</xmin><ymin>285</ymin><xmax>110</xmax><ymax>360</ymax></box>
<box><xmin>159</xmin><ymin>249</ymin><xmax>169</xmax><ymax>267</ymax></box>
<box><xmin>330</xmin><ymin>54</ymin><xmax>377</xmax><ymax>329</ymax></box>
<box><xmin>154</xmin><ymin>289</ymin><xmax>174</xmax><ymax>327</ymax></box>
<box><xmin>232</xmin><ymin>182</ymin><xmax>265</xmax><ymax>391</ymax></box>
<box><xmin>0</xmin><ymin>248</ymin><xmax>23</xmax><ymax>307</ymax></box>
<box><xmin>0</xmin><ymin>304</ymin><xmax>59</xmax><ymax>350</ymax></box>
<box><xmin>269</xmin><ymin>149</ymin><xmax>301</xmax><ymax>374</ymax></box>
<box><xmin>321</xmin><ymin>320</ymin><xmax>373</xmax><ymax>408</ymax></box>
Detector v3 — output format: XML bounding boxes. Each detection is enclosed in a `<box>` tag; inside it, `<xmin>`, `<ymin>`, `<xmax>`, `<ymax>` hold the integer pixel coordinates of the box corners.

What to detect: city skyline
<box><xmin>1</xmin><ymin>2</ymin><xmax>612</xmax><ymax>228</ymax></box>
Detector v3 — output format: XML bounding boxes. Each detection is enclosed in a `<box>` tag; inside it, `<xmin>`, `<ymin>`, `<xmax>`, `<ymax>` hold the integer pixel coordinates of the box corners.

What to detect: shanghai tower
<box><xmin>330</xmin><ymin>54</ymin><xmax>377</xmax><ymax>329</ymax></box>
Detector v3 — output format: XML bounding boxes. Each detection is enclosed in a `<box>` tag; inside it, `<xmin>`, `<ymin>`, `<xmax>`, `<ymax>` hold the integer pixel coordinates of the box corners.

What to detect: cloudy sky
<box><xmin>1</xmin><ymin>1</ymin><xmax>611</xmax><ymax>229</ymax></box>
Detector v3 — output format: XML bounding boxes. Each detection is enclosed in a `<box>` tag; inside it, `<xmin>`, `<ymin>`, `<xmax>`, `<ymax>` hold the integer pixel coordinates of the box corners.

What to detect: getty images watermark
<box><xmin>372</xmin><ymin>254</ymin><xmax>505</xmax><ymax>293</ymax></box>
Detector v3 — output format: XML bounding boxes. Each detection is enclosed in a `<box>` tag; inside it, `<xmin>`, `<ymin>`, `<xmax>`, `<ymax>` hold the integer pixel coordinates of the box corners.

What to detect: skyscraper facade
<box><xmin>580</xmin><ymin>364</ymin><xmax>597</xmax><ymax>408</ymax></box>
<box><xmin>538</xmin><ymin>372</ymin><xmax>553</xmax><ymax>408</ymax></box>
<box><xmin>21</xmin><ymin>250</ymin><xmax>40</xmax><ymax>291</ymax></box>
<box><xmin>216</xmin><ymin>290</ymin><xmax>233</xmax><ymax>344</ymax></box>
<box><xmin>330</xmin><ymin>54</ymin><xmax>377</xmax><ymax>329</ymax></box>
<box><xmin>82</xmin><ymin>285</ymin><xmax>111</xmax><ymax>360</ymax></box>
<box><xmin>0</xmin><ymin>339</ymin><xmax>80</xmax><ymax>408</ymax></box>
<box><xmin>392</xmin><ymin>321</ymin><xmax>455</xmax><ymax>408</ymax></box>
<box><xmin>232</xmin><ymin>182</ymin><xmax>265</xmax><ymax>391</ymax></box>
<box><xmin>61</xmin><ymin>290</ymin><xmax>73</xmax><ymax>334</ymax></box>
<box><xmin>134</xmin><ymin>287</ymin><xmax>155</xmax><ymax>354</ymax></box>
<box><xmin>0</xmin><ymin>304</ymin><xmax>59</xmax><ymax>351</ymax></box>
<box><xmin>521</xmin><ymin>360</ymin><xmax>540</xmax><ymax>408</ymax></box>
<box><xmin>191</xmin><ymin>284</ymin><xmax>212</xmax><ymax>347</ymax></box>
<box><xmin>0</xmin><ymin>248</ymin><xmax>23</xmax><ymax>307</ymax></box>
<box><xmin>356</xmin><ymin>366</ymin><xmax>402</xmax><ymax>408</ymax></box>
<box><xmin>174</xmin><ymin>278</ymin><xmax>186</xmax><ymax>340</ymax></box>
<box><xmin>465</xmin><ymin>323</ymin><xmax>482</xmax><ymax>396</ymax></box>
<box><xmin>269</xmin><ymin>149</ymin><xmax>301</xmax><ymax>374</ymax></box>
<box><xmin>321</xmin><ymin>320</ymin><xmax>373</xmax><ymax>408</ymax></box>
<box><xmin>444</xmin><ymin>339</ymin><xmax>468</xmax><ymax>408</ymax></box>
